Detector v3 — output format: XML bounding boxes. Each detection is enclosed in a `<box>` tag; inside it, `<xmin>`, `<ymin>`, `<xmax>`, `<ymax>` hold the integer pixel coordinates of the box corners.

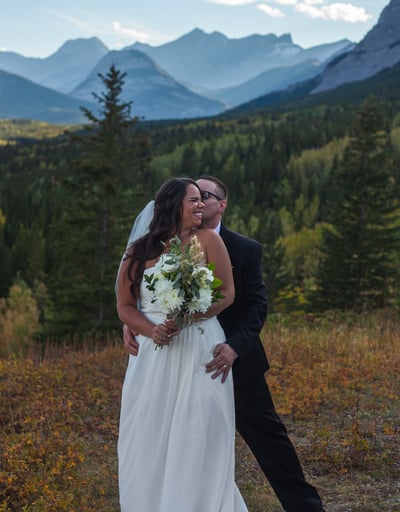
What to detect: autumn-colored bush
<box><xmin>0</xmin><ymin>341</ymin><xmax>124</xmax><ymax>511</ymax></box>
<box><xmin>1</xmin><ymin>310</ymin><xmax>399</xmax><ymax>511</ymax></box>
<box><xmin>0</xmin><ymin>281</ymin><xmax>41</xmax><ymax>358</ymax></box>
<box><xmin>237</xmin><ymin>310</ymin><xmax>399</xmax><ymax>511</ymax></box>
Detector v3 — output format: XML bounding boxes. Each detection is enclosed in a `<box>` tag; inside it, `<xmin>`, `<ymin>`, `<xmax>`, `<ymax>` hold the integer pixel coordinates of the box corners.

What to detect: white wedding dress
<box><xmin>118</xmin><ymin>267</ymin><xmax>248</xmax><ymax>512</ymax></box>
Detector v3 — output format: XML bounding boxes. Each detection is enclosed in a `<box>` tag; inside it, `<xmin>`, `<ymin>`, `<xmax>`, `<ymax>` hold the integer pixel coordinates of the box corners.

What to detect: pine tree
<box><xmin>51</xmin><ymin>65</ymin><xmax>150</xmax><ymax>336</ymax></box>
<box><xmin>313</xmin><ymin>98</ymin><xmax>400</xmax><ymax>311</ymax></box>
<box><xmin>0</xmin><ymin>209</ymin><xmax>12</xmax><ymax>297</ymax></box>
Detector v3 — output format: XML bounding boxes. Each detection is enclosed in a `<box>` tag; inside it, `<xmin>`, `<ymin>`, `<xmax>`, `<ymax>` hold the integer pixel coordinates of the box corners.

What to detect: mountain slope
<box><xmin>312</xmin><ymin>0</ymin><xmax>400</xmax><ymax>93</ymax></box>
<box><xmin>71</xmin><ymin>49</ymin><xmax>225</xmax><ymax>120</ymax></box>
<box><xmin>202</xmin><ymin>39</ymin><xmax>352</xmax><ymax>108</ymax></box>
<box><xmin>0</xmin><ymin>38</ymin><xmax>109</xmax><ymax>93</ymax></box>
<box><xmin>227</xmin><ymin>61</ymin><xmax>400</xmax><ymax>116</ymax></box>
<box><xmin>288</xmin><ymin>39</ymin><xmax>355</xmax><ymax>66</ymax></box>
<box><xmin>208</xmin><ymin>59</ymin><xmax>324</xmax><ymax>108</ymax></box>
<box><xmin>0</xmin><ymin>70</ymin><xmax>95</xmax><ymax>124</ymax></box>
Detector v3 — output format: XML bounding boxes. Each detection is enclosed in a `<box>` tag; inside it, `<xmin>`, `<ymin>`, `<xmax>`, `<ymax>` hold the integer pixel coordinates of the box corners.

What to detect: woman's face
<box><xmin>181</xmin><ymin>183</ymin><xmax>204</xmax><ymax>229</ymax></box>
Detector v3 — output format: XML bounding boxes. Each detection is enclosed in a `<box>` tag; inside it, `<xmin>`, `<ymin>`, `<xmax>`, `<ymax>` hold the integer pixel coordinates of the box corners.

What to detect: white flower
<box><xmin>153</xmin><ymin>278</ymin><xmax>184</xmax><ymax>313</ymax></box>
<box><xmin>194</xmin><ymin>266</ymin><xmax>214</xmax><ymax>284</ymax></box>
<box><xmin>187</xmin><ymin>287</ymin><xmax>213</xmax><ymax>314</ymax></box>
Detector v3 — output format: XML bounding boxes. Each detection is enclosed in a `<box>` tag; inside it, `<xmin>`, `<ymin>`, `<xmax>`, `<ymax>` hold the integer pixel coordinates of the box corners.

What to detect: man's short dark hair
<box><xmin>198</xmin><ymin>174</ymin><xmax>228</xmax><ymax>200</ymax></box>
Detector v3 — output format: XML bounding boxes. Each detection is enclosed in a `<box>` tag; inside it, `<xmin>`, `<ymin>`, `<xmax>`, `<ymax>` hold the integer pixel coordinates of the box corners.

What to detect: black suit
<box><xmin>218</xmin><ymin>224</ymin><xmax>323</xmax><ymax>512</ymax></box>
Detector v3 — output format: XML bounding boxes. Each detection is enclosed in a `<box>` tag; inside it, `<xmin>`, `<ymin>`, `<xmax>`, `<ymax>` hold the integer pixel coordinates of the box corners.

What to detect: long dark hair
<box><xmin>126</xmin><ymin>177</ymin><xmax>200</xmax><ymax>295</ymax></box>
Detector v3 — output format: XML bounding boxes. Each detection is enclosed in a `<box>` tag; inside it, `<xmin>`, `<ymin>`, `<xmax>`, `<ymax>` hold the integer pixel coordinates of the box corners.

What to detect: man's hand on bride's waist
<box><xmin>205</xmin><ymin>343</ymin><xmax>238</xmax><ymax>383</ymax></box>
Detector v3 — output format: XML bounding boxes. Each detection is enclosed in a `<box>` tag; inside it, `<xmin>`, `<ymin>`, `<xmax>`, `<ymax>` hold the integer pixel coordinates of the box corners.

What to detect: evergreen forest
<box><xmin>1</xmin><ymin>65</ymin><xmax>399</xmax><ymax>348</ymax></box>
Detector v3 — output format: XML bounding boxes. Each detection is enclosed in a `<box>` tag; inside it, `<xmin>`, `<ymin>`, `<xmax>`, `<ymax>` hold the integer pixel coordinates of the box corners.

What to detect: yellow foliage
<box><xmin>0</xmin><ymin>342</ymin><xmax>124</xmax><ymax>511</ymax></box>
<box><xmin>0</xmin><ymin>310</ymin><xmax>399</xmax><ymax>510</ymax></box>
<box><xmin>265</xmin><ymin>309</ymin><xmax>399</xmax><ymax>476</ymax></box>
<box><xmin>0</xmin><ymin>281</ymin><xmax>40</xmax><ymax>357</ymax></box>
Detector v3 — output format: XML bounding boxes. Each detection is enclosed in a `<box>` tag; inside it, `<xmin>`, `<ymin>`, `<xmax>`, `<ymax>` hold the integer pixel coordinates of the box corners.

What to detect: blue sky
<box><xmin>1</xmin><ymin>0</ymin><xmax>389</xmax><ymax>57</ymax></box>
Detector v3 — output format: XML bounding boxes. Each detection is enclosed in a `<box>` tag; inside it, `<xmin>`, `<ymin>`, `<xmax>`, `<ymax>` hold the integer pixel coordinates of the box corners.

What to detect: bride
<box><xmin>116</xmin><ymin>177</ymin><xmax>248</xmax><ymax>511</ymax></box>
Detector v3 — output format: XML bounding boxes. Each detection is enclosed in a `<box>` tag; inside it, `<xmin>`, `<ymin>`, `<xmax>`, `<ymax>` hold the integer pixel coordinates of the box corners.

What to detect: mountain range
<box><xmin>229</xmin><ymin>0</ymin><xmax>400</xmax><ymax>114</ymax></box>
<box><xmin>0</xmin><ymin>0</ymin><xmax>398</xmax><ymax>124</ymax></box>
<box><xmin>130</xmin><ymin>30</ymin><xmax>352</xmax><ymax>91</ymax></box>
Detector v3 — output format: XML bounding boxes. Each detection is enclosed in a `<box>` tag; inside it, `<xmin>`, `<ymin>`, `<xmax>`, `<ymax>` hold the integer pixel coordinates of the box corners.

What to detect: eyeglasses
<box><xmin>201</xmin><ymin>190</ymin><xmax>223</xmax><ymax>201</ymax></box>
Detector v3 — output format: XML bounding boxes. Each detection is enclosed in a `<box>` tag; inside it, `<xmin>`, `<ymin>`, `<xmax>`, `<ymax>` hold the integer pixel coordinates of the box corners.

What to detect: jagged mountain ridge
<box><xmin>312</xmin><ymin>0</ymin><xmax>400</xmax><ymax>93</ymax></box>
<box><xmin>131</xmin><ymin>30</ymin><xmax>300</xmax><ymax>90</ymax></box>
<box><xmin>130</xmin><ymin>29</ymin><xmax>353</xmax><ymax>91</ymax></box>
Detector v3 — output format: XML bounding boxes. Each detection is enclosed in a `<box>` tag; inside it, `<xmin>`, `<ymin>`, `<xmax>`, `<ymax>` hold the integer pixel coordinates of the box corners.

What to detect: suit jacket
<box><xmin>217</xmin><ymin>224</ymin><xmax>269</xmax><ymax>379</ymax></box>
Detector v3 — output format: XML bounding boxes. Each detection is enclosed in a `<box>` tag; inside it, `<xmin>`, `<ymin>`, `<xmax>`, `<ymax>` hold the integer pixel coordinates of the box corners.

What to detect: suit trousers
<box><xmin>233</xmin><ymin>373</ymin><xmax>323</xmax><ymax>512</ymax></box>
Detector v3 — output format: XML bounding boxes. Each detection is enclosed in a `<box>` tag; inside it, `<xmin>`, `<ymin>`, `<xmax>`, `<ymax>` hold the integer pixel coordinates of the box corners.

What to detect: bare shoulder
<box><xmin>195</xmin><ymin>229</ymin><xmax>227</xmax><ymax>262</ymax></box>
<box><xmin>195</xmin><ymin>229</ymin><xmax>230</xmax><ymax>265</ymax></box>
<box><xmin>195</xmin><ymin>228</ymin><xmax>221</xmax><ymax>244</ymax></box>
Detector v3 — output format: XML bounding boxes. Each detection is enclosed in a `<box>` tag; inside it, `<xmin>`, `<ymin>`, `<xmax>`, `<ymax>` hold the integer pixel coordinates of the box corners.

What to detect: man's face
<box><xmin>196</xmin><ymin>179</ymin><xmax>225</xmax><ymax>228</ymax></box>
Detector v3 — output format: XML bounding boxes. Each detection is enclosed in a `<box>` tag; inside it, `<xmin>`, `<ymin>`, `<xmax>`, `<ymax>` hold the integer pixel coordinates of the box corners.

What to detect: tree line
<box><xmin>0</xmin><ymin>65</ymin><xmax>399</xmax><ymax>349</ymax></box>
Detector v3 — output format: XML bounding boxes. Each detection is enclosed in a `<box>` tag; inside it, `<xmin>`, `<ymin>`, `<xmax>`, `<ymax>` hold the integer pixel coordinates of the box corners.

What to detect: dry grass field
<box><xmin>1</xmin><ymin>310</ymin><xmax>399</xmax><ymax>511</ymax></box>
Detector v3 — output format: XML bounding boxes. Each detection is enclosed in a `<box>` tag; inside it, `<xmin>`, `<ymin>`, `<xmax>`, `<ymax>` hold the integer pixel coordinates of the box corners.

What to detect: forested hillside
<box><xmin>0</xmin><ymin>66</ymin><xmax>399</xmax><ymax>346</ymax></box>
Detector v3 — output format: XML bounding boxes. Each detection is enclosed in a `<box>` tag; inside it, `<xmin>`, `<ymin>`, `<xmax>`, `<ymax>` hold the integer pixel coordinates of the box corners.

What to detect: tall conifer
<box><xmin>51</xmin><ymin>65</ymin><xmax>150</xmax><ymax>336</ymax></box>
<box><xmin>313</xmin><ymin>98</ymin><xmax>399</xmax><ymax>311</ymax></box>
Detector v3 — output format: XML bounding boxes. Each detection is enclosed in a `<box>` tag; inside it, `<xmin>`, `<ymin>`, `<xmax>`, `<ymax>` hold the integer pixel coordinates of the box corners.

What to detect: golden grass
<box><xmin>236</xmin><ymin>309</ymin><xmax>400</xmax><ymax>511</ymax></box>
<box><xmin>0</xmin><ymin>310</ymin><xmax>399</xmax><ymax>511</ymax></box>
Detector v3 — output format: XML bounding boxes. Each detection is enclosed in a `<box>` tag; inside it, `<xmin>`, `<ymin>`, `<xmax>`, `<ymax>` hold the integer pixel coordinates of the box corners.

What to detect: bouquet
<box><xmin>144</xmin><ymin>235</ymin><xmax>224</xmax><ymax>332</ymax></box>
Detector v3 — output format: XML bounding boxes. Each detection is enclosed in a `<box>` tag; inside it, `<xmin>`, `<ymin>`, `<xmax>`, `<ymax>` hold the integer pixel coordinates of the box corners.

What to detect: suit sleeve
<box><xmin>225</xmin><ymin>241</ymin><xmax>267</xmax><ymax>359</ymax></box>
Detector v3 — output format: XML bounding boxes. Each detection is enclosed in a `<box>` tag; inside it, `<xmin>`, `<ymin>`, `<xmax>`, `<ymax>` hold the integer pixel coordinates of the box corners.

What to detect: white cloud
<box><xmin>204</xmin><ymin>0</ymin><xmax>257</xmax><ymax>5</ymax></box>
<box><xmin>295</xmin><ymin>2</ymin><xmax>373</xmax><ymax>22</ymax></box>
<box><xmin>204</xmin><ymin>0</ymin><xmax>372</xmax><ymax>23</ymax></box>
<box><xmin>295</xmin><ymin>3</ymin><xmax>323</xmax><ymax>17</ymax></box>
<box><xmin>269</xmin><ymin>0</ymin><xmax>298</xmax><ymax>5</ymax></box>
<box><xmin>257</xmin><ymin>3</ymin><xmax>285</xmax><ymax>17</ymax></box>
<box><xmin>112</xmin><ymin>22</ymin><xmax>151</xmax><ymax>43</ymax></box>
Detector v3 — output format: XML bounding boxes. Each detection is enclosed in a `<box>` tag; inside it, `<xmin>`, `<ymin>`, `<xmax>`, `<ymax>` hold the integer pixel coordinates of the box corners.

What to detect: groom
<box><xmin>123</xmin><ymin>175</ymin><xmax>325</xmax><ymax>512</ymax></box>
